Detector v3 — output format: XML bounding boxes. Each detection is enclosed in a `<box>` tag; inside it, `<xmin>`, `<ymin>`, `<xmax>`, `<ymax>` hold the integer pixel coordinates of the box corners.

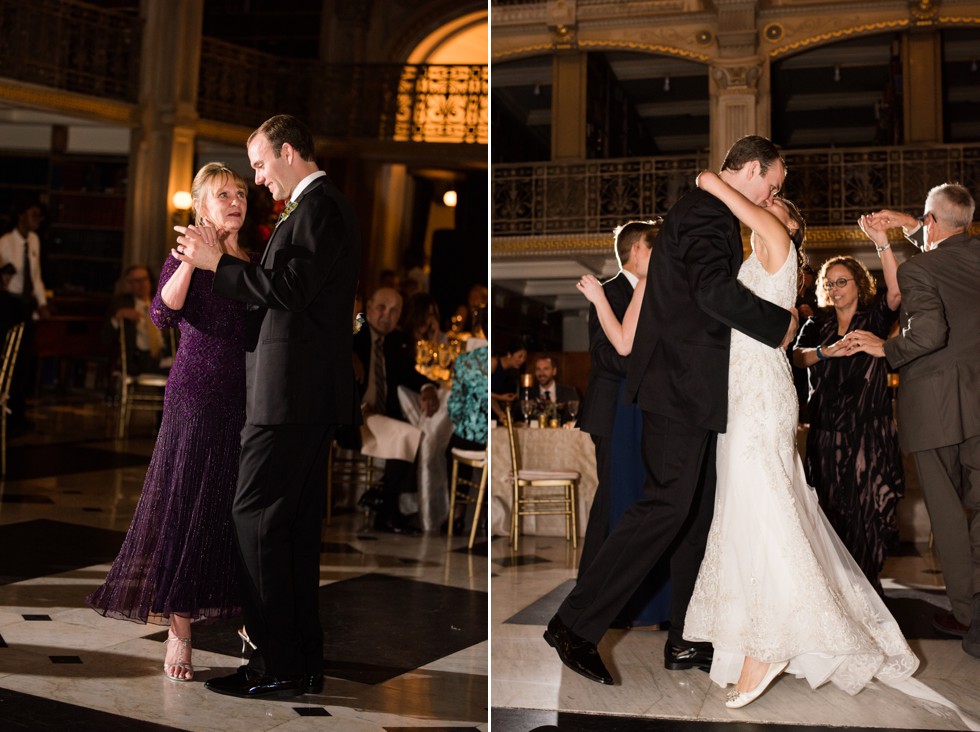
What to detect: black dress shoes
<box><xmin>205</xmin><ymin>665</ymin><xmax>305</xmax><ymax>699</ymax></box>
<box><xmin>543</xmin><ymin>614</ymin><xmax>613</xmax><ymax>685</ymax></box>
<box><xmin>664</xmin><ymin>640</ymin><xmax>713</xmax><ymax>671</ymax></box>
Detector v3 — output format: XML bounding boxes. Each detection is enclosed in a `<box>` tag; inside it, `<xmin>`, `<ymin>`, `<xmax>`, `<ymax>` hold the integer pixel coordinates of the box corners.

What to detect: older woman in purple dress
<box><xmin>87</xmin><ymin>162</ymin><xmax>253</xmax><ymax>681</ymax></box>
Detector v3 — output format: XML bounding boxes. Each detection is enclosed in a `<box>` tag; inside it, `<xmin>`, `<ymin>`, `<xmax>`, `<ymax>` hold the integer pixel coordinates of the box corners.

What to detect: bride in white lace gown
<box><xmin>682</xmin><ymin>172</ymin><xmax>929</xmax><ymax>707</ymax></box>
<box><xmin>578</xmin><ymin>173</ymin><xmax>976</xmax><ymax>726</ymax></box>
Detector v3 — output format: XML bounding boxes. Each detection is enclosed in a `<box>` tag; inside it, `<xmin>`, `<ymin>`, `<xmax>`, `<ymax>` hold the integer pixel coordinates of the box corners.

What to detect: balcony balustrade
<box><xmin>0</xmin><ymin>0</ymin><xmax>487</xmax><ymax>145</ymax></box>
<box><xmin>493</xmin><ymin>144</ymin><xmax>980</xmax><ymax>237</ymax></box>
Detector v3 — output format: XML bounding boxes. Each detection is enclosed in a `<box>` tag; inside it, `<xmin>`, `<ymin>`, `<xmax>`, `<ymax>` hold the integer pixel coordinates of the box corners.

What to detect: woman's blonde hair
<box><xmin>190</xmin><ymin>162</ymin><xmax>248</xmax><ymax>225</ymax></box>
<box><xmin>815</xmin><ymin>255</ymin><xmax>876</xmax><ymax>308</ymax></box>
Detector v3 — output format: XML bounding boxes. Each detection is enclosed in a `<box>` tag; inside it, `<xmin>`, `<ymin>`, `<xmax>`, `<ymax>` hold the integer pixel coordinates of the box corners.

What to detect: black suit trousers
<box><xmin>233</xmin><ymin>422</ymin><xmax>334</xmax><ymax>678</ymax></box>
<box><xmin>558</xmin><ymin>412</ymin><xmax>716</xmax><ymax>646</ymax></box>
<box><xmin>577</xmin><ymin>433</ymin><xmax>612</xmax><ymax>577</ymax></box>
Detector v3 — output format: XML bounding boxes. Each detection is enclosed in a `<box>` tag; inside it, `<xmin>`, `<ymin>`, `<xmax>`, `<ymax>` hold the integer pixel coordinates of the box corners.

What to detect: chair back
<box><xmin>504</xmin><ymin>405</ymin><xmax>523</xmax><ymax>479</ymax></box>
<box><xmin>0</xmin><ymin>323</ymin><xmax>25</xmax><ymax>404</ymax></box>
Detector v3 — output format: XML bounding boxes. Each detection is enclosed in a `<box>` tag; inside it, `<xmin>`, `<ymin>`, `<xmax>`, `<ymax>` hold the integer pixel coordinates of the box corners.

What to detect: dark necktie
<box><xmin>22</xmin><ymin>240</ymin><xmax>34</xmax><ymax>304</ymax></box>
<box><xmin>373</xmin><ymin>336</ymin><xmax>387</xmax><ymax>414</ymax></box>
<box><xmin>544</xmin><ymin>389</ymin><xmax>551</xmax><ymax>401</ymax></box>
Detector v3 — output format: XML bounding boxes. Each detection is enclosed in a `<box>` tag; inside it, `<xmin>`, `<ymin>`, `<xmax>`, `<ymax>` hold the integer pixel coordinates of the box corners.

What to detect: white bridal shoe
<box><xmin>725</xmin><ymin>660</ymin><xmax>789</xmax><ymax>709</ymax></box>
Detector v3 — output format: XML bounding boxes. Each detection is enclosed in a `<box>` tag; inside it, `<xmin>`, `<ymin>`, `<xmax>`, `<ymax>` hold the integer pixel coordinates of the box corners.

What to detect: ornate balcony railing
<box><xmin>0</xmin><ymin>1</ymin><xmax>487</xmax><ymax>146</ymax></box>
<box><xmin>0</xmin><ymin>0</ymin><xmax>141</xmax><ymax>103</ymax></box>
<box><xmin>493</xmin><ymin>144</ymin><xmax>980</xmax><ymax>236</ymax></box>
<box><xmin>199</xmin><ymin>40</ymin><xmax>488</xmax><ymax>143</ymax></box>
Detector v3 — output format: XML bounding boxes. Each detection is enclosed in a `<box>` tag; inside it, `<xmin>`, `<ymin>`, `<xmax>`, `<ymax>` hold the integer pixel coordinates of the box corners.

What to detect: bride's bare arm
<box><xmin>577</xmin><ymin>275</ymin><xmax>645</xmax><ymax>356</ymax></box>
<box><xmin>697</xmin><ymin>171</ymin><xmax>790</xmax><ymax>273</ymax></box>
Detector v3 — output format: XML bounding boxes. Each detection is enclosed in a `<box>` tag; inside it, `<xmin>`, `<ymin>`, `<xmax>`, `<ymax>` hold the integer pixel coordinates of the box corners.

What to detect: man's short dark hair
<box><xmin>250</xmin><ymin>115</ymin><xmax>316</xmax><ymax>162</ymax></box>
<box><xmin>534</xmin><ymin>355</ymin><xmax>557</xmax><ymax>369</ymax></box>
<box><xmin>720</xmin><ymin>135</ymin><xmax>784</xmax><ymax>177</ymax></box>
<box><xmin>614</xmin><ymin>220</ymin><xmax>659</xmax><ymax>268</ymax></box>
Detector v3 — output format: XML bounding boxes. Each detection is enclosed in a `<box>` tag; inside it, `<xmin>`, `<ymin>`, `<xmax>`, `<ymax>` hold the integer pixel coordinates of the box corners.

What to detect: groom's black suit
<box><xmin>213</xmin><ymin>174</ymin><xmax>361</xmax><ymax>679</ymax></box>
<box><xmin>557</xmin><ymin>188</ymin><xmax>790</xmax><ymax>647</ymax></box>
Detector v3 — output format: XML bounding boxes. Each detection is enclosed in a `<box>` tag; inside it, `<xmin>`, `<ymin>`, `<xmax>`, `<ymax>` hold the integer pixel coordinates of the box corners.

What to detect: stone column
<box><xmin>125</xmin><ymin>0</ymin><xmax>203</xmax><ymax>269</ymax></box>
<box><xmin>902</xmin><ymin>27</ymin><xmax>942</xmax><ymax>143</ymax></box>
<box><xmin>708</xmin><ymin>60</ymin><xmax>767</xmax><ymax>170</ymax></box>
<box><xmin>547</xmin><ymin>0</ymin><xmax>586</xmax><ymax>160</ymax></box>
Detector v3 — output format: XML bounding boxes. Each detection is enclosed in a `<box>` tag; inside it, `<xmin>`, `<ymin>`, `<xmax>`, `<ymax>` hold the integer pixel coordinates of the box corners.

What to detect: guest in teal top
<box><xmin>444</xmin><ymin>307</ymin><xmax>488</xmax><ymax>534</ymax></box>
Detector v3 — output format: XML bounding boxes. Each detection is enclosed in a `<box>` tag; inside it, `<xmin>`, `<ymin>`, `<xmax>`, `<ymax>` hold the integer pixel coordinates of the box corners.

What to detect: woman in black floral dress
<box><xmin>792</xmin><ymin>228</ymin><xmax>903</xmax><ymax>594</ymax></box>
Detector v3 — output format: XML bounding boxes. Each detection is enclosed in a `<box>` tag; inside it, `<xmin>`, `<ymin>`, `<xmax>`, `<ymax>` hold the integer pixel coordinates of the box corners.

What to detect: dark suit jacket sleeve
<box><xmin>883</xmin><ymin>259</ymin><xmax>947</xmax><ymax>369</ymax></box>
<box><xmin>213</xmin><ymin>193</ymin><xmax>347</xmax><ymax>311</ymax></box>
<box><xmin>683</xmin><ymin>198</ymin><xmax>790</xmax><ymax>348</ymax></box>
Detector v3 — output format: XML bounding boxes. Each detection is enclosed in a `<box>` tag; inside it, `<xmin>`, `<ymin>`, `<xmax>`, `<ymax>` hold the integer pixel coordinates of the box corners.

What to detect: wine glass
<box><xmin>520</xmin><ymin>398</ymin><xmax>534</xmax><ymax>425</ymax></box>
<box><xmin>567</xmin><ymin>399</ymin><xmax>580</xmax><ymax>425</ymax></box>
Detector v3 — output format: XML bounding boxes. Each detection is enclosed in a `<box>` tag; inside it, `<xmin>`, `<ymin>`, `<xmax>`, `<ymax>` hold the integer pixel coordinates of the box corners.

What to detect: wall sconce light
<box><xmin>442</xmin><ymin>189</ymin><xmax>458</xmax><ymax>207</ymax></box>
<box><xmin>172</xmin><ymin>190</ymin><xmax>193</xmax><ymax>226</ymax></box>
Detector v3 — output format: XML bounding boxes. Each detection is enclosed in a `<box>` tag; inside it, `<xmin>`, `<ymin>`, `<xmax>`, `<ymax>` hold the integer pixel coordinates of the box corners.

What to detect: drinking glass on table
<box><xmin>567</xmin><ymin>399</ymin><xmax>580</xmax><ymax>424</ymax></box>
<box><xmin>520</xmin><ymin>398</ymin><xmax>534</xmax><ymax>425</ymax></box>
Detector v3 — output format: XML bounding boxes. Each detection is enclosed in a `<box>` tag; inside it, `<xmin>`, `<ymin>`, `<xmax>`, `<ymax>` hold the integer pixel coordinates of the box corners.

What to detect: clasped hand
<box><xmin>172</xmin><ymin>224</ymin><xmax>223</xmax><ymax>272</ymax></box>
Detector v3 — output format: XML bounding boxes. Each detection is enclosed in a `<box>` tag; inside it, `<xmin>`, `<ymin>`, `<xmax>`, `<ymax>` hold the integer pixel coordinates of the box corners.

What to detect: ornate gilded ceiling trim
<box><xmin>577</xmin><ymin>39</ymin><xmax>710</xmax><ymax>62</ymax></box>
<box><xmin>937</xmin><ymin>16</ymin><xmax>980</xmax><ymax>26</ymax></box>
<box><xmin>0</xmin><ymin>79</ymin><xmax>137</xmax><ymax>126</ymax></box>
<box><xmin>769</xmin><ymin>20</ymin><xmax>911</xmax><ymax>59</ymax></box>
<box><xmin>492</xmin><ymin>233</ymin><xmax>611</xmax><ymax>257</ymax></box>
<box><xmin>493</xmin><ymin>43</ymin><xmax>557</xmax><ymax>60</ymax></box>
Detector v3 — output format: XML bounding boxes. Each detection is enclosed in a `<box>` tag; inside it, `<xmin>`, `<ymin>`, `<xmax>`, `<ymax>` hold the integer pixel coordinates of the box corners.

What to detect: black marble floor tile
<box><xmin>0</xmin><ymin>494</ymin><xmax>54</xmax><ymax>504</ymax></box>
<box><xmin>504</xmin><ymin>580</ymin><xmax>573</xmax><ymax>626</ymax></box>
<box><xmin>23</xmin><ymin>614</ymin><xmax>52</xmax><ymax>621</ymax></box>
<box><xmin>293</xmin><ymin>707</ymin><xmax>331</xmax><ymax>716</ymax></box>
<box><xmin>882</xmin><ymin>588</ymin><xmax>954</xmax><ymax>640</ymax></box>
<box><xmin>149</xmin><ymin>573</ymin><xmax>487</xmax><ymax>686</ymax></box>
<box><xmin>319</xmin><ymin>573</ymin><xmax>487</xmax><ymax>684</ymax></box>
<box><xmin>452</xmin><ymin>542</ymin><xmax>488</xmax><ymax>557</ymax></box>
<box><xmin>491</xmin><ymin>707</ymin><xmax>948</xmax><ymax>732</ymax></box>
<box><xmin>4</xmin><ymin>442</ymin><xmax>148</xmax><ymax>480</ymax></box>
<box><xmin>0</xmin><ymin>633</ymin><xmax>7</xmax><ymax>647</ymax></box>
<box><xmin>0</xmin><ymin>686</ymin><xmax>187</xmax><ymax>731</ymax></box>
<box><xmin>495</xmin><ymin>554</ymin><xmax>552</xmax><ymax>568</ymax></box>
<box><xmin>49</xmin><ymin>655</ymin><xmax>82</xmax><ymax>663</ymax></box>
<box><xmin>321</xmin><ymin>542</ymin><xmax>362</xmax><ymax>554</ymax></box>
<box><xmin>0</xmin><ymin>520</ymin><xmax>124</xmax><ymax>586</ymax></box>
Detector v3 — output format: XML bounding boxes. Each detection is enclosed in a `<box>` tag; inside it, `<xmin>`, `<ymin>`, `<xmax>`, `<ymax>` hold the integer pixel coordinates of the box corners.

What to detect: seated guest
<box><xmin>104</xmin><ymin>264</ymin><xmax>171</xmax><ymax>375</ymax></box>
<box><xmin>490</xmin><ymin>338</ymin><xmax>526</xmax><ymax>422</ymax></box>
<box><xmin>445</xmin><ymin>307</ymin><xmax>488</xmax><ymax>533</ymax></box>
<box><xmin>455</xmin><ymin>283</ymin><xmax>488</xmax><ymax>334</ymax></box>
<box><xmin>403</xmin><ymin>292</ymin><xmax>448</xmax><ymax>346</ymax></box>
<box><xmin>532</xmin><ymin>355</ymin><xmax>579</xmax><ymax>422</ymax></box>
<box><xmin>354</xmin><ymin>286</ymin><xmax>438</xmax><ymax>533</ymax></box>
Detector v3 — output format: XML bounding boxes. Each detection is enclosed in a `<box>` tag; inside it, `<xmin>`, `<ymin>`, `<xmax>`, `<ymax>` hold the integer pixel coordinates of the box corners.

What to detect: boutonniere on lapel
<box><xmin>276</xmin><ymin>200</ymin><xmax>299</xmax><ymax>227</ymax></box>
<box><xmin>353</xmin><ymin>312</ymin><xmax>365</xmax><ymax>334</ymax></box>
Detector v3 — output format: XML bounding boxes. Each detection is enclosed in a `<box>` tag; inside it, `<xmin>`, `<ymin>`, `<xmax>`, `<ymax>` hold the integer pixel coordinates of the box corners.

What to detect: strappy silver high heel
<box><xmin>163</xmin><ymin>633</ymin><xmax>193</xmax><ymax>682</ymax></box>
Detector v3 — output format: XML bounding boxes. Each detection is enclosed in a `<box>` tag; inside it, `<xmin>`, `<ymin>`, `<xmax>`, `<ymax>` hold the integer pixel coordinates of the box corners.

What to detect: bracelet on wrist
<box><xmin>816</xmin><ymin>345</ymin><xmax>829</xmax><ymax>361</ymax></box>
<box><xmin>875</xmin><ymin>244</ymin><xmax>891</xmax><ymax>253</ymax></box>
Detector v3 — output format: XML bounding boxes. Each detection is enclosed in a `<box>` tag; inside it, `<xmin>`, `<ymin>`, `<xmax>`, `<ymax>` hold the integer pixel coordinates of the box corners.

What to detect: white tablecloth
<box><xmin>490</xmin><ymin>426</ymin><xmax>598</xmax><ymax>538</ymax></box>
<box><xmin>397</xmin><ymin>385</ymin><xmax>455</xmax><ymax>532</ymax></box>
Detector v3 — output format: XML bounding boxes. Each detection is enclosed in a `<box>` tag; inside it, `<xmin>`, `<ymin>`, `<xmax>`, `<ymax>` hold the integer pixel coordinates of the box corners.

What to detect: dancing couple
<box><xmin>548</xmin><ymin>135</ymin><xmax>976</xmax><ymax>723</ymax></box>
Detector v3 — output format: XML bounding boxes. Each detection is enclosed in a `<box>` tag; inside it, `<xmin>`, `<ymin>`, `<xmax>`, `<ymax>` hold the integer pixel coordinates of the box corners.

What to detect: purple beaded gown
<box><xmin>87</xmin><ymin>254</ymin><xmax>247</xmax><ymax>624</ymax></box>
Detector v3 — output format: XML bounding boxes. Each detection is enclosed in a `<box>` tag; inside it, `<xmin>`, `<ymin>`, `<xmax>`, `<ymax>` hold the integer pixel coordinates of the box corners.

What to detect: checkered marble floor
<box><xmin>0</xmin><ymin>399</ymin><xmax>487</xmax><ymax>731</ymax></box>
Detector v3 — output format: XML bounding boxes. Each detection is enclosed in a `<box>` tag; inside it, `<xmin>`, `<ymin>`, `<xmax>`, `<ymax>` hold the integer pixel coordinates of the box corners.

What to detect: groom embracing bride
<box><xmin>545</xmin><ymin>135</ymin><xmax>797</xmax><ymax>689</ymax></box>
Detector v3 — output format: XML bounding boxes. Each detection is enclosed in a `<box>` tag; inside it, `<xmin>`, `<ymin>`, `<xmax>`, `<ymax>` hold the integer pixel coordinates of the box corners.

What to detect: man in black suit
<box><xmin>176</xmin><ymin>115</ymin><xmax>361</xmax><ymax>699</ymax></box>
<box><xmin>531</xmin><ymin>355</ymin><xmax>579</xmax><ymax>423</ymax></box>
<box><xmin>545</xmin><ymin>135</ymin><xmax>798</xmax><ymax>684</ymax></box>
<box><xmin>352</xmin><ymin>286</ymin><xmax>438</xmax><ymax>532</ymax></box>
<box><xmin>576</xmin><ymin>220</ymin><xmax>657</xmax><ymax>576</ymax></box>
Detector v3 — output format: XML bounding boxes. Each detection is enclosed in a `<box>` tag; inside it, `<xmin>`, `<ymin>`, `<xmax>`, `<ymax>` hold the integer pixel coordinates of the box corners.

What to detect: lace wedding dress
<box><xmin>683</xmin><ymin>246</ymin><xmax>922</xmax><ymax>695</ymax></box>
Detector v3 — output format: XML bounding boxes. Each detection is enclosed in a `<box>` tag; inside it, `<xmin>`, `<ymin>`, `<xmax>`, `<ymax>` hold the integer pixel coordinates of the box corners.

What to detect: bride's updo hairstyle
<box><xmin>190</xmin><ymin>162</ymin><xmax>248</xmax><ymax>226</ymax></box>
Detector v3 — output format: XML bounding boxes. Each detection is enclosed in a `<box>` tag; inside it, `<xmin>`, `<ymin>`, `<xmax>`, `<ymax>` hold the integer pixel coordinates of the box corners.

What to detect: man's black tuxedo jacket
<box><xmin>578</xmin><ymin>272</ymin><xmax>632</xmax><ymax>438</ymax></box>
<box><xmin>352</xmin><ymin>327</ymin><xmax>434</xmax><ymax>423</ymax></box>
<box><xmin>213</xmin><ymin>175</ymin><xmax>361</xmax><ymax>426</ymax></box>
<box><xmin>625</xmin><ymin>188</ymin><xmax>790</xmax><ymax>433</ymax></box>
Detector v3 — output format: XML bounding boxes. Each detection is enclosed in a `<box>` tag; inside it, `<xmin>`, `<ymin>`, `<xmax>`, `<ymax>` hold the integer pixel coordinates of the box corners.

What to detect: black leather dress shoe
<box><xmin>664</xmin><ymin>641</ymin><xmax>713</xmax><ymax>671</ymax></box>
<box><xmin>543</xmin><ymin>614</ymin><xmax>613</xmax><ymax>684</ymax></box>
<box><xmin>304</xmin><ymin>673</ymin><xmax>324</xmax><ymax>695</ymax></box>
<box><xmin>204</xmin><ymin>666</ymin><xmax>304</xmax><ymax>699</ymax></box>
